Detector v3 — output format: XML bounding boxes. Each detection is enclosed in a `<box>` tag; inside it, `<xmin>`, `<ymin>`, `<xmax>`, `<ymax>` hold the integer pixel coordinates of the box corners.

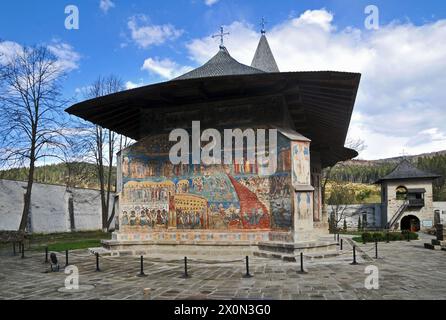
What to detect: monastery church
<box><xmin>67</xmin><ymin>26</ymin><xmax>363</xmax><ymax>258</ymax></box>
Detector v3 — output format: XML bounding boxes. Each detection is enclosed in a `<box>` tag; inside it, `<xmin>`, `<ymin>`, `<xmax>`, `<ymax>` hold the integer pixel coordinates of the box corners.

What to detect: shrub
<box><xmin>372</xmin><ymin>232</ymin><xmax>384</xmax><ymax>241</ymax></box>
<box><xmin>362</xmin><ymin>232</ymin><xmax>372</xmax><ymax>243</ymax></box>
<box><xmin>357</xmin><ymin>231</ymin><xmax>418</xmax><ymax>243</ymax></box>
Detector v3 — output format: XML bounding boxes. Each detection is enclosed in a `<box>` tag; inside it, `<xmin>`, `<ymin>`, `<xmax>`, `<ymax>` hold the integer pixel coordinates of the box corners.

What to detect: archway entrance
<box><xmin>401</xmin><ymin>215</ymin><xmax>420</xmax><ymax>232</ymax></box>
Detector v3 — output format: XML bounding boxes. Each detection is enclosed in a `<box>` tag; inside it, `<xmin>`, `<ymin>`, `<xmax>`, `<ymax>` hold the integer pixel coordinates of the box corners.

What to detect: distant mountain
<box><xmin>0</xmin><ymin>162</ymin><xmax>116</xmax><ymax>190</ymax></box>
<box><xmin>345</xmin><ymin>150</ymin><xmax>446</xmax><ymax>166</ymax></box>
<box><xmin>330</xmin><ymin>150</ymin><xmax>446</xmax><ymax>201</ymax></box>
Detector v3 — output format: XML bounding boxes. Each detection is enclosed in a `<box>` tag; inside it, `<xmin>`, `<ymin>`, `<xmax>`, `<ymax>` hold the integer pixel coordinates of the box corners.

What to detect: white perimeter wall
<box><xmin>0</xmin><ymin>179</ymin><xmax>114</xmax><ymax>233</ymax></box>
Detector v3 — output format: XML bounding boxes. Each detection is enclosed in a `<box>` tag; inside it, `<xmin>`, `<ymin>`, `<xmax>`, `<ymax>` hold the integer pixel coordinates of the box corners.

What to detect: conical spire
<box><xmin>251</xmin><ymin>33</ymin><xmax>279</xmax><ymax>73</ymax></box>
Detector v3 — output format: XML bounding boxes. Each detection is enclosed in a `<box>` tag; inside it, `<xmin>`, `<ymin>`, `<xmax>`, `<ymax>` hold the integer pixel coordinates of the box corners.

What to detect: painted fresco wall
<box><xmin>118</xmin><ymin>132</ymin><xmax>300</xmax><ymax>233</ymax></box>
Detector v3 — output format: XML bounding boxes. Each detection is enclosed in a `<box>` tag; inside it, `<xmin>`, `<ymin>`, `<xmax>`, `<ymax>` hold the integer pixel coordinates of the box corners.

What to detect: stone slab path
<box><xmin>0</xmin><ymin>235</ymin><xmax>445</xmax><ymax>300</ymax></box>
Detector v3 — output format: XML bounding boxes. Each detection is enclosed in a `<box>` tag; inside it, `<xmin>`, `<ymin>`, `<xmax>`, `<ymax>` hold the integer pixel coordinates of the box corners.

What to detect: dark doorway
<box><xmin>401</xmin><ymin>215</ymin><xmax>420</xmax><ymax>232</ymax></box>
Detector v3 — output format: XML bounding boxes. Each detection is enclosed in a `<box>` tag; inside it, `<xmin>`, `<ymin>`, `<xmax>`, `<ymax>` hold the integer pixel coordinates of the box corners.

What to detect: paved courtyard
<box><xmin>0</xmin><ymin>234</ymin><xmax>445</xmax><ymax>300</ymax></box>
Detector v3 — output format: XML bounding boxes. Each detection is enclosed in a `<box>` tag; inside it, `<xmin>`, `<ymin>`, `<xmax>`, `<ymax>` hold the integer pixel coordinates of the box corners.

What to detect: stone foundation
<box><xmin>102</xmin><ymin>230</ymin><xmax>336</xmax><ymax>260</ymax></box>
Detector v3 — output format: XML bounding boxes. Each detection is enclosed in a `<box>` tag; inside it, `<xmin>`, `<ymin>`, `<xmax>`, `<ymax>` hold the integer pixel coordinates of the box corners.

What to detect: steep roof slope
<box><xmin>251</xmin><ymin>34</ymin><xmax>279</xmax><ymax>73</ymax></box>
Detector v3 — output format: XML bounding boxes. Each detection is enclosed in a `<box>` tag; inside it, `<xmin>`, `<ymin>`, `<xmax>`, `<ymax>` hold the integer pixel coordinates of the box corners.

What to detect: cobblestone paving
<box><xmin>0</xmin><ymin>235</ymin><xmax>445</xmax><ymax>300</ymax></box>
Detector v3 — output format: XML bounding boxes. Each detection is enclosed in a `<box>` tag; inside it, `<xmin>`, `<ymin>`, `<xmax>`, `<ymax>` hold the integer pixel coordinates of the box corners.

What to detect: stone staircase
<box><xmin>254</xmin><ymin>239</ymin><xmax>339</xmax><ymax>262</ymax></box>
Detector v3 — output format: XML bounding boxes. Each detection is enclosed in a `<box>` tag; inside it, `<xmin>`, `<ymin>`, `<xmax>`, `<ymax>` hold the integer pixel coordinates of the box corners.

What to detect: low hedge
<box><xmin>355</xmin><ymin>231</ymin><xmax>419</xmax><ymax>243</ymax></box>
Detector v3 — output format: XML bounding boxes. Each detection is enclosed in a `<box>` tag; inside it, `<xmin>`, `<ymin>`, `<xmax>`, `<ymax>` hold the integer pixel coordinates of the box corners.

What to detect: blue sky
<box><xmin>1</xmin><ymin>0</ymin><xmax>445</xmax><ymax>159</ymax></box>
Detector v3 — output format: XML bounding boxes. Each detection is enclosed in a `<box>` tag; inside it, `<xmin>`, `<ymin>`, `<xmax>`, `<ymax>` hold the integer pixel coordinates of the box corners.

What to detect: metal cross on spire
<box><xmin>260</xmin><ymin>17</ymin><xmax>267</xmax><ymax>34</ymax></box>
<box><xmin>212</xmin><ymin>26</ymin><xmax>230</xmax><ymax>49</ymax></box>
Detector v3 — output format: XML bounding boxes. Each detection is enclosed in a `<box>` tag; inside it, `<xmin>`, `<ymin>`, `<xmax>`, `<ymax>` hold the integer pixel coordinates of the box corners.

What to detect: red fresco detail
<box><xmin>227</xmin><ymin>175</ymin><xmax>270</xmax><ymax>230</ymax></box>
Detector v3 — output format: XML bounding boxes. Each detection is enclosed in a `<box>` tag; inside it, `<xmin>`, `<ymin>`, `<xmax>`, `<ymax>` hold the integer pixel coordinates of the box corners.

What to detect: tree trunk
<box><xmin>96</xmin><ymin>126</ymin><xmax>108</xmax><ymax>231</ymax></box>
<box><xmin>19</xmin><ymin>158</ymin><xmax>35</xmax><ymax>232</ymax></box>
<box><xmin>105</xmin><ymin>130</ymin><xmax>113</xmax><ymax>231</ymax></box>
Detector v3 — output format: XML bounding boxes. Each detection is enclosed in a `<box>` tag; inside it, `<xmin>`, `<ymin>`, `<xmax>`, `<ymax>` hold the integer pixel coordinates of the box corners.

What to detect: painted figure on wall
<box><xmin>292</xmin><ymin>142</ymin><xmax>311</xmax><ymax>186</ymax></box>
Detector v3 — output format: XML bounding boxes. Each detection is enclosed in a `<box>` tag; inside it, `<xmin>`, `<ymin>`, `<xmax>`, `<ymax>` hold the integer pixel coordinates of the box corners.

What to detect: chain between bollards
<box><xmin>137</xmin><ymin>255</ymin><xmax>147</xmax><ymax>277</ymax></box>
<box><xmin>351</xmin><ymin>245</ymin><xmax>358</xmax><ymax>265</ymax></box>
<box><xmin>95</xmin><ymin>252</ymin><xmax>100</xmax><ymax>272</ymax></box>
<box><xmin>243</xmin><ymin>256</ymin><xmax>253</xmax><ymax>278</ymax></box>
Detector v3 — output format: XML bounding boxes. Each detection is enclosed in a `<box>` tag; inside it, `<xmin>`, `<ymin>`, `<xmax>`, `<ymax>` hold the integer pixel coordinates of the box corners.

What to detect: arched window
<box><xmin>396</xmin><ymin>186</ymin><xmax>408</xmax><ymax>200</ymax></box>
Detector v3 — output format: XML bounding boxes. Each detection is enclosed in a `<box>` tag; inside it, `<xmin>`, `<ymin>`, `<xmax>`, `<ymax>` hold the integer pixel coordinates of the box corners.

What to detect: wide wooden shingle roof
<box><xmin>66</xmin><ymin>70</ymin><xmax>360</xmax><ymax>167</ymax></box>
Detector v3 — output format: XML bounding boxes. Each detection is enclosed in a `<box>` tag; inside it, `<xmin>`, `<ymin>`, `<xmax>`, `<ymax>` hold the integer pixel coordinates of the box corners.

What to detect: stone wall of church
<box><xmin>115</xmin><ymin>131</ymin><xmax>313</xmax><ymax>243</ymax></box>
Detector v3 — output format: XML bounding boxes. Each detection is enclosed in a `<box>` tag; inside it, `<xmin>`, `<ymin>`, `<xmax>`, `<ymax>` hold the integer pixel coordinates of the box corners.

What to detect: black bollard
<box><xmin>137</xmin><ymin>256</ymin><xmax>147</xmax><ymax>277</ymax></box>
<box><xmin>243</xmin><ymin>256</ymin><xmax>253</xmax><ymax>278</ymax></box>
<box><xmin>182</xmin><ymin>257</ymin><xmax>189</xmax><ymax>278</ymax></box>
<box><xmin>65</xmin><ymin>250</ymin><xmax>69</xmax><ymax>267</ymax></box>
<box><xmin>350</xmin><ymin>246</ymin><xmax>358</xmax><ymax>265</ymax></box>
<box><xmin>21</xmin><ymin>243</ymin><xmax>25</xmax><ymax>259</ymax></box>
<box><xmin>386</xmin><ymin>232</ymin><xmax>390</xmax><ymax>243</ymax></box>
<box><xmin>95</xmin><ymin>253</ymin><xmax>100</xmax><ymax>272</ymax></box>
<box><xmin>298</xmin><ymin>252</ymin><xmax>307</xmax><ymax>274</ymax></box>
<box><xmin>44</xmin><ymin>247</ymin><xmax>49</xmax><ymax>264</ymax></box>
<box><xmin>340</xmin><ymin>239</ymin><xmax>343</xmax><ymax>251</ymax></box>
<box><xmin>375</xmin><ymin>240</ymin><xmax>379</xmax><ymax>259</ymax></box>
<box><xmin>407</xmin><ymin>232</ymin><xmax>411</xmax><ymax>242</ymax></box>
<box><xmin>13</xmin><ymin>242</ymin><xmax>16</xmax><ymax>256</ymax></box>
<box><xmin>337</xmin><ymin>233</ymin><xmax>340</xmax><ymax>243</ymax></box>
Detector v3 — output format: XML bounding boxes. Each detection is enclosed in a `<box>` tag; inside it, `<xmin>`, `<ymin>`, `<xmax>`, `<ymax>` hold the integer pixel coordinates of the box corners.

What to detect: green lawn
<box><xmin>1</xmin><ymin>230</ymin><xmax>112</xmax><ymax>253</ymax></box>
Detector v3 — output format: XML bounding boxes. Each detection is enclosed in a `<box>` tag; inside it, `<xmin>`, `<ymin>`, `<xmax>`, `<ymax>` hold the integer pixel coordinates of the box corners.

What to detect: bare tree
<box><xmin>0</xmin><ymin>46</ymin><xmax>68</xmax><ymax>231</ymax></box>
<box><xmin>75</xmin><ymin>75</ymin><xmax>125</xmax><ymax>231</ymax></box>
<box><xmin>321</xmin><ymin>138</ymin><xmax>366</xmax><ymax>205</ymax></box>
<box><xmin>327</xmin><ymin>182</ymin><xmax>356</xmax><ymax>232</ymax></box>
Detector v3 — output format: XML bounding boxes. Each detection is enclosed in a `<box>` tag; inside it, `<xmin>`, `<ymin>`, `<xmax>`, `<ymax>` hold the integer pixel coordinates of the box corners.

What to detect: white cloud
<box><xmin>128</xmin><ymin>15</ymin><xmax>183</xmax><ymax>49</ymax></box>
<box><xmin>0</xmin><ymin>41</ymin><xmax>23</xmax><ymax>65</ymax></box>
<box><xmin>205</xmin><ymin>0</ymin><xmax>219</xmax><ymax>6</ymax></box>
<box><xmin>0</xmin><ymin>40</ymin><xmax>80</xmax><ymax>73</ymax></box>
<box><xmin>99</xmin><ymin>0</ymin><xmax>115</xmax><ymax>13</ymax></box>
<box><xmin>141</xmin><ymin>57</ymin><xmax>193</xmax><ymax>80</ymax></box>
<box><xmin>125</xmin><ymin>80</ymin><xmax>145</xmax><ymax>90</ymax></box>
<box><xmin>185</xmin><ymin>10</ymin><xmax>446</xmax><ymax>159</ymax></box>
<box><xmin>47</xmin><ymin>41</ymin><xmax>81</xmax><ymax>72</ymax></box>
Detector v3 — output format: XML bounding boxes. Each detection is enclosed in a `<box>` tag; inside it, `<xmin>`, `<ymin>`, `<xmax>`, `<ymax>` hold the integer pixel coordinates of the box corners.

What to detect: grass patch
<box><xmin>29</xmin><ymin>230</ymin><xmax>109</xmax><ymax>243</ymax></box>
<box><xmin>45</xmin><ymin>239</ymin><xmax>103</xmax><ymax>252</ymax></box>
<box><xmin>0</xmin><ymin>230</ymin><xmax>112</xmax><ymax>253</ymax></box>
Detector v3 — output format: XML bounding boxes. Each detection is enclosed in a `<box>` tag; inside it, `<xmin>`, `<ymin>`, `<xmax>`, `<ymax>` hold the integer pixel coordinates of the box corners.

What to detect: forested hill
<box><xmin>0</xmin><ymin>162</ymin><xmax>116</xmax><ymax>190</ymax></box>
<box><xmin>329</xmin><ymin>151</ymin><xmax>446</xmax><ymax>201</ymax></box>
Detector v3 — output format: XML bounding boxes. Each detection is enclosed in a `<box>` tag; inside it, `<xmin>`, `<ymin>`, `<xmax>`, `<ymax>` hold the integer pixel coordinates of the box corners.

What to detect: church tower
<box><xmin>251</xmin><ymin>19</ymin><xmax>279</xmax><ymax>73</ymax></box>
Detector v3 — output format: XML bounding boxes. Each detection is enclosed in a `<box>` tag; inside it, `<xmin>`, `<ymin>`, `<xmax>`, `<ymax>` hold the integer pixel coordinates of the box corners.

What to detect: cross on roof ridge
<box><xmin>212</xmin><ymin>26</ymin><xmax>230</xmax><ymax>49</ymax></box>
